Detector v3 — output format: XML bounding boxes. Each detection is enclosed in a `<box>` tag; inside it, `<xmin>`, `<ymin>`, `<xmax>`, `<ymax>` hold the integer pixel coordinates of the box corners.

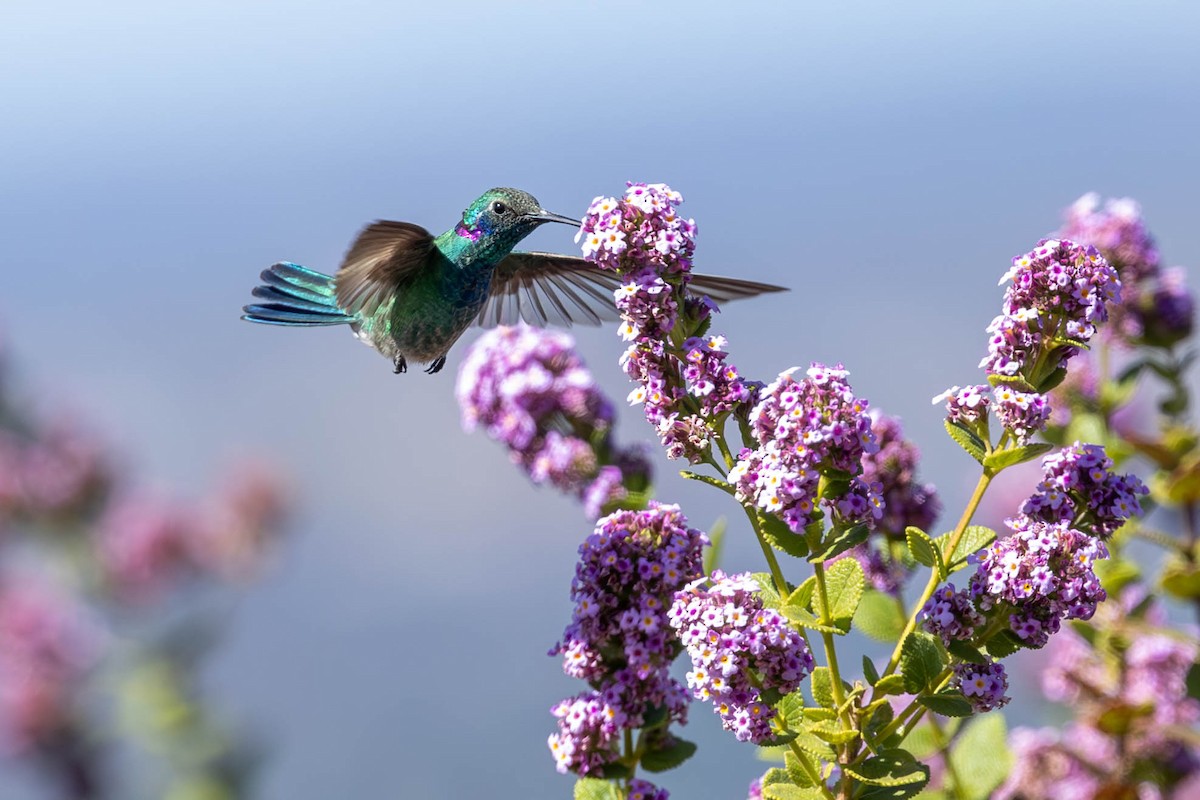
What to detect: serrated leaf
<box><xmin>944</xmin><ymin>419</ymin><xmax>987</xmax><ymax>463</ymax></box>
<box><xmin>574</xmin><ymin>777</ymin><xmax>622</xmax><ymax>800</ymax></box>
<box><xmin>986</xmin><ymin>372</ymin><xmax>1035</xmax><ymax>391</ymax></box>
<box><xmin>825</xmin><ymin>556</ymin><xmax>865</xmax><ymax>633</ymax></box>
<box><xmin>863</xmin><ymin>700</ymin><xmax>894</xmax><ymax>746</ymax></box>
<box><xmin>680</xmin><ymin>470</ymin><xmax>737</xmax><ymax>495</ymax></box>
<box><xmin>784</xmin><ymin>751</ymin><xmax>816</xmax><ymax>787</ymax></box>
<box><xmin>900</xmin><ymin>632</ymin><xmax>945</xmax><ymax>694</ymax></box>
<box><xmin>760</xmin><ymin>767</ymin><xmax>791</xmax><ymax>785</ymax></box>
<box><xmin>854</xmin><ymin>589</ymin><xmax>906</xmax><ymax>642</ymax></box>
<box><xmin>754</xmin><ymin>573</ymin><xmax>785</xmax><ymax>609</ymax></box>
<box><xmin>872</xmin><ymin>674</ymin><xmax>908</xmax><ymax>696</ymax></box>
<box><xmin>946</xmin><ymin>640</ymin><xmax>988</xmax><ymax>664</ymax></box>
<box><xmin>760</xmin><ymin>511</ymin><xmax>811</xmax><ymax>559</ymax></box>
<box><xmin>904</xmin><ymin>526</ymin><xmax>944</xmax><ymax>579</ymax></box>
<box><xmin>936</xmin><ymin>526</ymin><xmax>997</xmax><ymax>572</ymax></box>
<box><xmin>790</xmin><ymin>729</ymin><xmax>837</xmax><ymax>761</ymax></box>
<box><xmin>757</xmin><ymin>729</ymin><xmax>800</xmax><ymax>747</ymax></box>
<box><xmin>809</xmin><ymin>719</ymin><xmax>860</xmax><ymax>745</ymax></box>
<box><xmin>983</xmin><ymin>629</ymin><xmax>1024</xmax><ymax>659</ymax></box>
<box><xmin>918</xmin><ymin>692</ymin><xmax>974</xmax><ymax>718</ymax></box>
<box><xmin>801</xmin><ymin>707</ymin><xmax>837</xmax><ymax>721</ymax></box>
<box><xmin>786</xmin><ymin>577</ymin><xmax>817</xmax><ymax>611</ymax></box>
<box><xmin>983</xmin><ymin>442</ymin><xmax>1055</xmax><ymax>472</ymax></box>
<box><xmin>778</xmin><ymin>689</ymin><xmax>806</xmax><ymax>724</ymax></box>
<box><xmin>762</xmin><ymin>785</ymin><xmax>826</xmax><ymax>800</ymax></box>
<box><xmin>948</xmin><ymin>714</ymin><xmax>1010</xmax><ymax>800</ymax></box>
<box><xmin>863</xmin><ymin>655</ymin><xmax>880</xmax><ymax>686</ymax></box>
<box><xmin>640</xmin><ymin>737</ymin><xmax>697</xmax><ymax>773</ymax></box>
<box><xmin>782</xmin><ymin>605</ymin><xmax>843</xmax><ymax>634</ymax></box>
<box><xmin>808</xmin><ymin>523</ymin><xmax>870</xmax><ymax>562</ymax></box>
<box><xmin>811</xmin><ymin>667</ymin><xmax>835</xmax><ymax>708</ymax></box>
<box><xmin>843</xmin><ymin>749</ymin><xmax>929</xmax><ymax>787</ymax></box>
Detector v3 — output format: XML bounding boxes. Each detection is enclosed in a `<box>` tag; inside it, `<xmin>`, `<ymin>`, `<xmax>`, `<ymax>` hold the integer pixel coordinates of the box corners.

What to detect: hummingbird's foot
<box><xmin>393</xmin><ymin>355</ymin><xmax>407</xmax><ymax>374</ymax></box>
<box><xmin>424</xmin><ymin>356</ymin><xmax>447</xmax><ymax>375</ymax></box>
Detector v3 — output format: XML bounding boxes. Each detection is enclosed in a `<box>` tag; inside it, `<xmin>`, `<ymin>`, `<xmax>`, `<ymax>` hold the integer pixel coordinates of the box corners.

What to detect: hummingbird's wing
<box><xmin>478</xmin><ymin>252</ymin><xmax>788</xmax><ymax>329</ymax></box>
<box><xmin>333</xmin><ymin>221</ymin><xmax>437</xmax><ymax>316</ymax></box>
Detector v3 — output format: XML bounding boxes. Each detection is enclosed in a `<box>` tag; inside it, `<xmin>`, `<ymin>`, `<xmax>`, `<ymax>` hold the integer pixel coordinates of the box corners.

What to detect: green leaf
<box><xmin>777</xmin><ymin>689</ymin><xmax>806</xmax><ymax>725</ymax></box>
<box><xmin>788</xmin><ymin>729</ymin><xmax>836</xmax><ymax>761</ymax></box>
<box><xmin>759</xmin><ymin>512</ymin><xmax>811</xmax><ymax>559</ymax></box>
<box><xmin>900</xmin><ymin>632</ymin><xmax>945</xmax><ymax>694</ymax></box>
<box><xmin>946</xmin><ymin>640</ymin><xmax>988</xmax><ymax>664</ymax></box>
<box><xmin>863</xmin><ymin>701</ymin><xmax>894</xmax><ymax>746</ymax></box>
<box><xmin>854</xmin><ymin>590</ymin><xmax>907</xmax><ymax>642</ymax></box>
<box><xmin>760</xmin><ymin>767</ymin><xmax>791</xmax><ymax>785</ymax></box>
<box><xmin>754</xmin><ymin>573</ymin><xmax>785</xmax><ymax>609</ymax></box>
<box><xmin>825</xmin><ymin>556</ymin><xmax>865</xmax><ymax>633</ymax></box>
<box><xmin>872</xmin><ymin>674</ymin><xmax>908</xmax><ymax>696</ymax></box>
<box><xmin>843</xmin><ymin>749</ymin><xmax>929</xmax><ymax>788</ymax></box>
<box><xmin>808</xmin><ymin>524</ymin><xmax>870</xmax><ymax>563</ymax></box>
<box><xmin>574</xmin><ymin>777</ymin><xmax>622</xmax><ymax>800</ymax></box>
<box><xmin>679</xmin><ymin>470</ymin><xmax>736</xmax><ymax>495</ymax></box>
<box><xmin>936</xmin><ymin>526</ymin><xmax>997</xmax><ymax>573</ymax></box>
<box><xmin>944</xmin><ymin>419</ymin><xmax>987</xmax><ymax>463</ymax></box>
<box><xmin>986</xmin><ymin>372</ymin><xmax>1035</xmax><ymax>391</ymax></box>
<box><xmin>640</xmin><ymin>737</ymin><xmax>697</xmax><ymax>773</ymax></box>
<box><xmin>904</xmin><ymin>526</ymin><xmax>944</xmax><ymax>579</ymax></box>
<box><xmin>782</xmin><ymin>605</ymin><xmax>843</xmax><ymax>634</ymax></box>
<box><xmin>948</xmin><ymin>714</ymin><xmax>1011</xmax><ymax>800</ymax></box>
<box><xmin>784</xmin><ymin>751</ymin><xmax>816</xmax><ymax>787</ymax></box>
<box><xmin>983</xmin><ymin>629</ymin><xmax>1025</xmax><ymax>659</ymax></box>
<box><xmin>786</xmin><ymin>577</ymin><xmax>817</xmax><ymax>611</ymax></box>
<box><xmin>811</xmin><ymin>667</ymin><xmax>835</xmax><ymax>708</ymax></box>
<box><xmin>863</xmin><ymin>655</ymin><xmax>880</xmax><ymax>686</ymax></box>
<box><xmin>983</xmin><ymin>442</ymin><xmax>1055</xmax><ymax>472</ymax></box>
<box><xmin>756</xmin><ymin>729</ymin><xmax>800</xmax><ymax>747</ymax></box>
<box><xmin>809</xmin><ymin>719</ymin><xmax>860</xmax><ymax>745</ymax></box>
<box><xmin>918</xmin><ymin>691</ymin><xmax>974</xmax><ymax>718</ymax></box>
<box><xmin>761</xmin><ymin>785</ymin><xmax>826</xmax><ymax>800</ymax></box>
<box><xmin>1162</xmin><ymin>557</ymin><xmax>1200</xmax><ymax>600</ymax></box>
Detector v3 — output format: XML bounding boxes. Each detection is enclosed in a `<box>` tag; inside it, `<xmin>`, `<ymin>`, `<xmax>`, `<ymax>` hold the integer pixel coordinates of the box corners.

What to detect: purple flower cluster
<box><xmin>548</xmin><ymin>504</ymin><xmax>705</xmax><ymax>776</ymax></box>
<box><xmin>729</xmin><ymin>364</ymin><xmax>881</xmax><ymax>532</ymax></box>
<box><xmin>921</xmin><ymin>584</ymin><xmax>984</xmax><ymax>647</ymax></box>
<box><xmin>0</xmin><ymin>425</ymin><xmax>110</xmax><ymax>522</ymax></box>
<box><xmin>1019</xmin><ymin>442</ymin><xmax>1148</xmax><ymax>539</ymax></box>
<box><xmin>981</xmin><ymin>239</ymin><xmax>1120</xmax><ymax>383</ymax></box>
<box><xmin>991</xmin><ymin>386</ymin><xmax>1050</xmax><ymax>444</ymax></box>
<box><xmin>0</xmin><ymin>577</ymin><xmax>97</xmax><ymax>753</ymax></box>
<box><xmin>953</xmin><ymin>660</ymin><xmax>1010</xmax><ymax>712</ymax></box>
<box><xmin>999</xmin><ymin>595</ymin><xmax>1200</xmax><ymax>800</ymax></box>
<box><xmin>457</xmin><ymin>325</ymin><xmax>649</xmax><ymax>517</ymax></box>
<box><xmin>628</xmin><ymin>779</ymin><xmax>670</xmax><ymax>800</ymax></box>
<box><xmin>668</xmin><ymin>571</ymin><xmax>814</xmax><ymax>743</ymax></box>
<box><xmin>579</xmin><ymin>183</ymin><xmax>753</xmax><ymax>462</ymax></box>
<box><xmin>1139</xmin><ymin>265</ymin><xmax>1195</xmax><ymax>347</ymax></box>
<box><xmin>972</xmin><ymin>518</ymin><xmax>1107</xmax><ymax>648</ymax></box>
<box><xmin>861</xmin><ymin>411</ymin><xmax>940</xmax><ymax>539</ymax></box>
<box><xmin>932</xmin><ymin>384</ymin><xmax>990</xmax><ymax>429</ymax></box>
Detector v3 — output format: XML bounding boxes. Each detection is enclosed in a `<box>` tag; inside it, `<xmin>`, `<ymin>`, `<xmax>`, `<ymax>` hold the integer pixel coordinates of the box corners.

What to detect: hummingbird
<box><xmin>242</xmin><ymin>187</ymin><xmax>786</xmax><ymax>375</ymax></box>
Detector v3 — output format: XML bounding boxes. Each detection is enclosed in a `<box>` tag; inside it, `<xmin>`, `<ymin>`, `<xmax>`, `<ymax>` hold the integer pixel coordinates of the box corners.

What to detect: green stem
<box><xmin>812</xmin><ymin>561</ymin><xmax>850</xmax><ymax>730</ymax></box>
<box><xmin>744</xmin><ymin>504</ymin><xmax>790</xmax><ymax>599</ymax></box>
<box><xmin>884</xmin><ymin>472</ymin><xmax>994</xmax><ymax>675</ymax></box>
<box><xmin>788</xmin><ymin>743</ymin><xmax>837</xmax><ymax>800</ymax></box>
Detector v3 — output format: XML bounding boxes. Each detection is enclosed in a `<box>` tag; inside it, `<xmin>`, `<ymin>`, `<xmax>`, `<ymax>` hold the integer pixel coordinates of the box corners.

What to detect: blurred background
<box><xmin>1</xmin><ymin>1</ymin><xmax>1198</xmax><ymax>797</ymax></box>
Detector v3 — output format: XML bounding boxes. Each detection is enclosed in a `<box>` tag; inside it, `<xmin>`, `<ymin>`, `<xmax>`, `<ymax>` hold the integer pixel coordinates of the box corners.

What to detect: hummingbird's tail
<box><xmin>242</xmin><ymin>262</ymin><xmax>356</xmax><ymax>326</ymax></box>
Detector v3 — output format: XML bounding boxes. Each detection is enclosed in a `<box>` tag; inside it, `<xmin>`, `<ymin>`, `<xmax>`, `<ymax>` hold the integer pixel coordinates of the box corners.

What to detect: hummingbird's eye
<box><xmin>491</xmin><ymin>201</ymin><xmax>508</xmax><ymax>215</ymax></box>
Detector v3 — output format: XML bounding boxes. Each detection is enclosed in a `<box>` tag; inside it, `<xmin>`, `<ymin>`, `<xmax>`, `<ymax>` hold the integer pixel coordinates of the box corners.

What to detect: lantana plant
<box><xmin>457</xmin><ymin>184</ymin><xmax>1199</xmax><ymax>799</ymax></box>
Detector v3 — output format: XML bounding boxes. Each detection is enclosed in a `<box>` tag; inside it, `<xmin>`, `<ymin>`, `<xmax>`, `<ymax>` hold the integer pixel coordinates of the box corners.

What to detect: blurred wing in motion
<box><xmin>334</xmin><ymin>221</ymin><xmax>437</xmax><ymax>317</ymax></box>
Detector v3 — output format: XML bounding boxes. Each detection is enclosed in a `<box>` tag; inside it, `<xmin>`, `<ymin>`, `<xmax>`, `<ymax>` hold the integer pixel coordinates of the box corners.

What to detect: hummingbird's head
<box><xmin>454</xmin><ymin>188</ymin><xmax>579</xmax><ymax>264</ymax></box>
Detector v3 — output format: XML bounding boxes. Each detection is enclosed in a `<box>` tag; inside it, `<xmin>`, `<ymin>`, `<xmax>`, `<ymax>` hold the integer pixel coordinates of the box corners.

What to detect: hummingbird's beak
<box><xmin>527</xmin><ymin>209</ymin><xmax>582</xmax><ymax>228</ymax></box>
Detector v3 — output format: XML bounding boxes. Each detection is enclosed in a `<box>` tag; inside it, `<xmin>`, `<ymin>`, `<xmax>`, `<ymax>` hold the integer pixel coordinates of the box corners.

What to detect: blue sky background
<box><xmin>2</xmin><ymin>2</ymin><xmax>1199</xmax><ymax>797</ymax></box>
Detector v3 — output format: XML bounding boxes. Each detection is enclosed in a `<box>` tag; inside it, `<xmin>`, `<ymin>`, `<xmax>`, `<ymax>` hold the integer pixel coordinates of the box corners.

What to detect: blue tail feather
<box><xmin>242</xmin><ymin>262</ymin><xmax>355</xmax><ymax>327</ymax></box>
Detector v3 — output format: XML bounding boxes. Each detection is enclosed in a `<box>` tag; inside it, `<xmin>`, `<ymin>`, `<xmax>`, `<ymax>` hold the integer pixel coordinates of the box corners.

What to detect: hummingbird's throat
<box><xmin>454</xmin><ymin>222</ymin><xmax>482</xmax><ymax>242</ymax></box>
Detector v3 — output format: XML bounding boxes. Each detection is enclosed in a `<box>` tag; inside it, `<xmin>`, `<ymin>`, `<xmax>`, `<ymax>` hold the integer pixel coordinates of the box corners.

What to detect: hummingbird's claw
<box><xmin>424</xmin><ymin>356</ymin><xmax>447</xmax><ymax>375</ymax></box>
<box><xmin>393</xmin><ymin>355</ymin><xmax>407</xmax><ymax>374</ymax></box>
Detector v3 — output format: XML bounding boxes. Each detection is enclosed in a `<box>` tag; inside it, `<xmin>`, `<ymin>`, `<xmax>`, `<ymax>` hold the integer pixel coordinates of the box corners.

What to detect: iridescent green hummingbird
<box><xmin>242</xmin><ymin>187</ymin><xmax>786</xmax><ymax>374</ymax></box>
